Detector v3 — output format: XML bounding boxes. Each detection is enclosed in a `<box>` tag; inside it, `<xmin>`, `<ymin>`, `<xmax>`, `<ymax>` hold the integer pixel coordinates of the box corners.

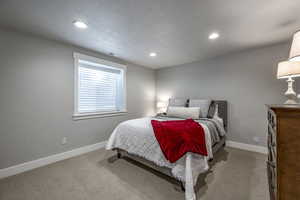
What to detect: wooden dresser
<box><xmin>267</xmin><ymin>105</ymin><xmax>300</xmax><ymax>200</ymax></box>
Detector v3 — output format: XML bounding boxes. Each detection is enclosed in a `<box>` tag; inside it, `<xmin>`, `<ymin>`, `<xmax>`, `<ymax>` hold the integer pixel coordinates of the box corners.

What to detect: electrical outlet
<box><xmin>61</xmin><ymin>137</ymin><xmax>67</xmax><ymax>145</ymax></box>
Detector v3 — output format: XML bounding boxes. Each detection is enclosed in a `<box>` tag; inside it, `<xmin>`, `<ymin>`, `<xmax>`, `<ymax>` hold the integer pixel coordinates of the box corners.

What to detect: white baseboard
<box><xmin>226</xmin><ymin>140</ymin><xmax>267</xmax><ymax>154</ymax></box>
<box><xmin>0</xmin><ymin>139</ymin><xmax>266</xmax><ymax>179</ymax></box>
<box><xmin>0</xmin><ymin>141</ymin><xmax>107</xmax><ymax>179</ymax></box>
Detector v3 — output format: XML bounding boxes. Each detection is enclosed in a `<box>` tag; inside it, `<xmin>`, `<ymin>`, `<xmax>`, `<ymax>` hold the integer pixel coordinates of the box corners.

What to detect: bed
<box><xmin>106</xmin><ymin>100</ymin><xmax>227</xmax><ymax>200</ymax></box>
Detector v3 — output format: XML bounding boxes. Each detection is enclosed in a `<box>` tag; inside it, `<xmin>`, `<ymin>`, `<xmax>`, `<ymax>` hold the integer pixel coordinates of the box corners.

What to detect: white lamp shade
<box><xmin>289</xmin><ymin>30</ymin><xmax>300</xmax><ymax>61</ymax></box>
<box><xmin>277</xmin><ymin>61</ymin><xmax>300</xmax><ymax>79</ymax></box>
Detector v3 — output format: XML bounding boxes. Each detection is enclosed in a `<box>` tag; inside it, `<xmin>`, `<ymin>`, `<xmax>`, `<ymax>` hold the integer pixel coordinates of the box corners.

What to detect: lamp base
<box><xmin>284</xmin><ymin>77</ymin><xmax>298</xmax><ymax>104</ymax></box>
<box><xmin>284</xmin><ymin>99</ymin><xmax>298</xmax><ymax>104</ymax></box>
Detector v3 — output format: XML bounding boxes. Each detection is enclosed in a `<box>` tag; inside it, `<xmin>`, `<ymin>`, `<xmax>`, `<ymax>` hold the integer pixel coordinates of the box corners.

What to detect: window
<box><xmin>73</xmin><ymin>53</ymin><xmax>126</xmax><ymax>119</ymax></box>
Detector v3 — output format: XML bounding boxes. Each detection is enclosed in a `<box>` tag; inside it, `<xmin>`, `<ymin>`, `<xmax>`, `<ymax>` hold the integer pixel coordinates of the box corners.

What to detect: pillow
<box><xmin>168</xmin><ymin>98</ymin><xmax>187</xmax><ymax>107</ymax></box>
<box><xmin>166</xmin><ymin>106</ymin><xmax>200</xmax><ymax>119</ymax></box>
<box><xmin>188</xmin><ymin>99</ymin><xmax>212</xmax><ymax>118</ymax></box>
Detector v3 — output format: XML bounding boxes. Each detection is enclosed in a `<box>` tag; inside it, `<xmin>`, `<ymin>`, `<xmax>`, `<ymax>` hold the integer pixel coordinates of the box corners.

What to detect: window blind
<box><xmin>77</xmin><ymin>60</ymin><xmax>124</xmax><ymax>113</ymax></box>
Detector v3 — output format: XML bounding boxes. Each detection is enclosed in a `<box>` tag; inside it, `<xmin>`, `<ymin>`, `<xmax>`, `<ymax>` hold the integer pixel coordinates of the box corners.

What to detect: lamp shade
<box><xmin>277</xmin><ymin>61</ymin><xmax>300</xmax><ymax>79</ymax></box>
<box><xmin>289</xmin><ymin>30</ymin><xmax>300</xmax><ymax>61</ymax></box>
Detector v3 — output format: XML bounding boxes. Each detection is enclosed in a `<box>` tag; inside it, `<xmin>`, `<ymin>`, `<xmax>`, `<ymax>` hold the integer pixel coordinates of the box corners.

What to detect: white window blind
<box><xmin>74</xmin><ymin>53</ymin><xmax>126</xmax><ymax>118</ymax></box>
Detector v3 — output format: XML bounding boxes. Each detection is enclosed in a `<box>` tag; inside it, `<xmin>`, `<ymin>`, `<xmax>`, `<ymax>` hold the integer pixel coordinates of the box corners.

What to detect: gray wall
<box><xmin>0</xmin><ymin>29</ymin><xmax>156</xmax><ymax>169</ymax></box>
<box><xmin>156</xmin><ymin>42</ymin><xmax>294</xmax><ymax>147</ymax></box>
<box><xmin>0</xmin><ymin>27</ymin><xmax>295</xmax><ymax>169</ymax></box>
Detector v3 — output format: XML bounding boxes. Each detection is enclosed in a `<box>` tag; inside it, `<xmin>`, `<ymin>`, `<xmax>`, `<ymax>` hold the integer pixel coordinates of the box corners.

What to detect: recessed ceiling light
<box><xmin>209</xmin><ymin>32</ymin><xmax>219</xmax><ymax>40</ymax></box>
<box><xmin>73</xmin><ymin>20</ymin><xmax>88</xmax><ymax>29</ymax></box>
<box><xmin>149</xmin><ymin>52</ymin><xmax>157</xmax><ymax>57</ymax></box>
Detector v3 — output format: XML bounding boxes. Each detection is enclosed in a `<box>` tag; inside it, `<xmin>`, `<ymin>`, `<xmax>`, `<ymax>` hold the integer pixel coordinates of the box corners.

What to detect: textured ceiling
<box><xmin>0</xmin><ymin>0</ymin><xmax>300</xmax><ymax>68</ymax></box>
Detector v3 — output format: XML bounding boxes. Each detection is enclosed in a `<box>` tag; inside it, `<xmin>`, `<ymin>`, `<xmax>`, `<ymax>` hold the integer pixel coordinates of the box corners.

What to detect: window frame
<box><xmin>73</xmin><ymin>52</ymin><xmax>127</xmax><ymax>120</ymax></box>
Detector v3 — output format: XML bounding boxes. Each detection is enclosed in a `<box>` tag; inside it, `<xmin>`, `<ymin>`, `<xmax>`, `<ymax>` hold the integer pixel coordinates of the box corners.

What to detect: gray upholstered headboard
<box><xmin>169</xmin><ymin>98</ymin><xmax>228</xmax><ymax>131</ymax></box>
<box><xmin>214</xmin><ymin>100</ymin><xmax>228</xmax><ymax>131</ymax></box>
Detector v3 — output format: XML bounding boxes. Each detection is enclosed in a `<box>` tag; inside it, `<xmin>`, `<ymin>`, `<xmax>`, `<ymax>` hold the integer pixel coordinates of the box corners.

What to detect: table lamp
<box><xmin>156</xmin><ymin>101</ymin><xmax>168</xmax><ymax>113</ymax></box>
<box><xmin>277</xmin><ymin>61</ymin><xmax>300</xmax><ymax>104</ymax></box>
<box><xmin>289</xmin><ymin>30</ymin><xmax>300</xmax><ymax>61</ymax></box>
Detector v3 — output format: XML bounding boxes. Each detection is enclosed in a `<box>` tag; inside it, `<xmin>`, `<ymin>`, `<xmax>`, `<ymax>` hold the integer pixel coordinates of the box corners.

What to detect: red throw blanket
<box><xmin>151</xmin><ymin>119</ymin><xmax>207</xmax><ymax>163</ymax></box>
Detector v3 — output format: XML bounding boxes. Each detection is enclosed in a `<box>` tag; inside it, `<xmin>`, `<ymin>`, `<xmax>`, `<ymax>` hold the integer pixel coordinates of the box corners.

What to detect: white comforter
<box><xmin>106</xmin><ymin>117</ymin><xmax>215</xmax><ymax>200</ymax></box>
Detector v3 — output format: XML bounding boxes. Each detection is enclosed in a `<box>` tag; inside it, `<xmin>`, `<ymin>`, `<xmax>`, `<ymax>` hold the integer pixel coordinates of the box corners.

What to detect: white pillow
<box><xmin>166</xmin><ymin>106</ymin><xmax>200</xmax><ymax>119</ymax></box>
<box><xmin>189</xmin><ymin>99</ymin><xmax>212</xmax><ymax>118</ymax></box>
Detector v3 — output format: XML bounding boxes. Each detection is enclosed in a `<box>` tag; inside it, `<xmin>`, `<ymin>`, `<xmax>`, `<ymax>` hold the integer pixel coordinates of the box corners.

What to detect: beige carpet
<box><xmin>0</xmin><ymin>147</ymin><xmax>269</xmax><ymax>200</ymax></box>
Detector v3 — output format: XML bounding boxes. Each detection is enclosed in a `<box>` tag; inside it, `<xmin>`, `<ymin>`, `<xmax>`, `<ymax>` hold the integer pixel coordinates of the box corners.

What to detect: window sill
<box><xmin>73</xmin><ymin>111</ymin><xmax>127</xmax><ymax>120</ymax></box>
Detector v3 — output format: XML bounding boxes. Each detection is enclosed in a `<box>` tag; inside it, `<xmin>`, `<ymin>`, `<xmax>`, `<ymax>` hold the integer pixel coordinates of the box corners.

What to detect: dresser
<box><xmin>267</xmin><ymin>105</ymin><xmax>300</xmax><ymax>200</ymax></box>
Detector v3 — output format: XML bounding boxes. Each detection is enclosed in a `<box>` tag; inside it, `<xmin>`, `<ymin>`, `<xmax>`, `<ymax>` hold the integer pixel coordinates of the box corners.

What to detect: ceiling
<box><xmin>0</xmin><ymin>0</ymin><xmax>300</xmax><ymax>69</ymax></box>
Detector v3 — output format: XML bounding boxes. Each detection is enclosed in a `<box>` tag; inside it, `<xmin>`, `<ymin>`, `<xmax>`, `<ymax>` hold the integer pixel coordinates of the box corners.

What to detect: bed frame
<box><xmin>114</xmin><ymin>100</ymin><xmax>228</xmax><ymax>191</ymax></box>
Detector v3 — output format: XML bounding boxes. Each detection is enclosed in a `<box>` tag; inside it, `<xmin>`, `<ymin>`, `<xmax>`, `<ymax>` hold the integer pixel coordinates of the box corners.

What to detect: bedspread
<box><xmin>106</xmin><ymin>117</ymin><xmax>224</xmax><ymax>200</ymax></box>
